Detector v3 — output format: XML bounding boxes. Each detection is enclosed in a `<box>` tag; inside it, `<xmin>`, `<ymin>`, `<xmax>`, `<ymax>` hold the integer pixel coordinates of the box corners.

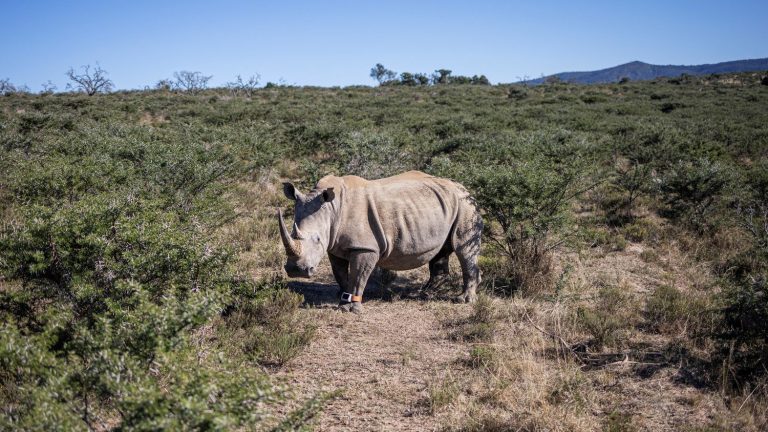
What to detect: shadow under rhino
<box><xmin>287</xmin><ymin>267</ymin><xmax>462</xmax><ymax>308</ymax></box>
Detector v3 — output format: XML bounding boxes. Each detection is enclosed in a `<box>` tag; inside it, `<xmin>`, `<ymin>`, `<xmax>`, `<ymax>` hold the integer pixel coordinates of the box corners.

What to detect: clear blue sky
<box><xmin>2</xmin><ymin>0</ymin><xmax>766</xmax><ymax>90</ymax></box>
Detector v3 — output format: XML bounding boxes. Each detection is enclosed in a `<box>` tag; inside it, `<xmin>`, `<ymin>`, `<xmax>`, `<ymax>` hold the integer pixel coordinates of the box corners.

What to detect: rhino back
<box><xmin>333</xmin><ymin>172</ymin><xmax>465</xmax><ymax>269</ymax></box>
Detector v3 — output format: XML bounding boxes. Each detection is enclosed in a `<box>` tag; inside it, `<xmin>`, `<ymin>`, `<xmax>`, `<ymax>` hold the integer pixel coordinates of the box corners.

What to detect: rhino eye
<box><xmin>312</xmin><ymin>233</ymin><xmax>321</xmax><ymax>243</ymax></box>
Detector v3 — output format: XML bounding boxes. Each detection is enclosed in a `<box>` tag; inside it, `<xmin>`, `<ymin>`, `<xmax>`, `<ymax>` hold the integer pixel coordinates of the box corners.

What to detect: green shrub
<box><xmin>606</xmin><ymin>159</ymin><xmax>651</xmax><ymax>224</ymax></box>
<box><xmin>0</xmin><ymin>284</ymin><xmax>284</xmax><ymax>430</ymax></box>
<box><xmin>112</xmin><ymin>346</ymin><xmax>281</xmax><ymax>430</ymax></box>
<box><xmin>581</xmin><ymin>93</ymin><xmax>607</xmax><ymax>104</ymax></box>
<box><xmin>451</xmin><ymin>295</ymin><xmax>497</xmax><ymax>342</ymax></box>
<box><xmin>645</xmin><ymin>285</ymin><xmax>714</xmax><ymax>336</ymax></box>
<box><xmin>335</xmin><ymin>130</ymin><xmax>414</xmax><ymax>179</ymax></box>
<box><xmin>615</xmin><ymin>122</ymin><xmax>690</xmax><ymax>168</ymax></box>
<box><xmin>467</xmin><ymin>345</ymin><xmax>498</xmax><ymax>370</ymax></box>
<box><xmin>507</xmin><ymin>86</ymin><xmax>528</xmax><ymax>100</ymax></box>
<box><xmin>736</xmin><ymin>203</ymin><xmax>768</xmax><ymax>263</ymax></box>
<box><xmin>581</xmin><ymin>227</ymin><xmax>628</xmax><ymax>251</ymax></box>
<box><xmin>426</xmin><ymin>377</ymin><xmax>460</xmax><ymax>414</ymax></box>
<box><xmin>717</xmin><ymin>275</ymin><xmax>768</xmax><ymax>391</ymax></box>
<box><xmin>722</xmin><ymin>175</ymin><xmax>768</xmax><ymax>280</ymax></box>
<box><xmin>433</xmin><ymin>130</ymin><xmax>595</xmax><ymax>296</ymax></box>
<box><xmin>577</xmin><ymin>286</ymin><xmax>636</xmax><ymax>349</ymax></box>
<box><xmin>0</xmin><ymin>110</ymin><xmax>298</xmax><ymax>428</ymax></box>
<box><xmin>655</xmin><ymin>158</ymin><xmax>731</xmax><ymax>229</ymax></box>
<box><xmin>222</xmin><ymin>285</ymin><xmax>316</xmax><ymax>366</ymax></box>
<box><xmin>622</xmin><ymin>219</ymin><xmax>655</xmax><ymax>243</ymax></box>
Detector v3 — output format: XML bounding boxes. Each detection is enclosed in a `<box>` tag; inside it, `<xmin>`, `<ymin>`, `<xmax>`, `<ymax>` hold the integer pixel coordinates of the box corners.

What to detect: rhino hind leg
<box><xmin>422</xmin><ymin>240</ymin><xmax>453</xmax><ymax>294</ymax></box>
<box><xmin>453</xmin><ymin>204</ymin><xmax>483</xmax><ymax>303</ymax></box>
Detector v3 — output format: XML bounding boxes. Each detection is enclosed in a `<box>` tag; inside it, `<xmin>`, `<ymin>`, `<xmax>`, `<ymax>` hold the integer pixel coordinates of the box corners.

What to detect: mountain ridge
<box><xmin>523</xmin><ymin>57</ymin><xmax>768</xmax><ymax>84</ymax></box>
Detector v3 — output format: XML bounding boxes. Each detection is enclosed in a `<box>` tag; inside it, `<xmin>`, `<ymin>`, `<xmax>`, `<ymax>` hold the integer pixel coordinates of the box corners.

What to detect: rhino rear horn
<box><xmin>293</xmin><ymin>222</ymin><xmax>306</xmax><ymax>240</ymax></box>
<box><xmin>277</xmin><ymin>208</ymin><xmax>301</xmax><ymax>257</ymax></box>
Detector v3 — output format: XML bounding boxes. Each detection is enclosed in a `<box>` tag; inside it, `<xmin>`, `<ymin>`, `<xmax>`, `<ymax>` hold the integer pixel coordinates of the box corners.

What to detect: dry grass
<box><xmin>480</xmin><ymin>240</ymin><xmax>556</xmax><ymax>298</ymax></box>
<box><xmin>217</xmin><ymin>169</ymin><xmax>287</xmax><ymax>280</ymax></box>
<box><xmin>209</xmin><ymin>169</ymin><xmax>767</xmax><ymax>431</ymax></box>
<box><xmin>210</xmin><ymin>227</ymin><xmax>768</xmax><ymax>431</ymax></box>
<box><xmin>217</xmin><ymin>287</ymin><xmax>317</xmax><ymax>367</ymax></box>
<box><xmin>437</xmin><ymin>298</ymin><xmax>601</xmax><ymax>431</ymax></box>
<box><xmin>447</xmin><ymin>225</ymin><xmax>762</xmax><ymax>430</ymax></box>
<box><xmin>644</xmin><ymin>284</ymin><xmax>715</xmax><ymax>338</ymax></box>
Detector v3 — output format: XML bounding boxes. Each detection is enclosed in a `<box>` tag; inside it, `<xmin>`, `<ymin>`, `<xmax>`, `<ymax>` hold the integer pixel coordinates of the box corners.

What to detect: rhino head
<box><xmin>278</xmin><ymin>182</ymin><xmax>336</xmax><ymax>278</ymax></box>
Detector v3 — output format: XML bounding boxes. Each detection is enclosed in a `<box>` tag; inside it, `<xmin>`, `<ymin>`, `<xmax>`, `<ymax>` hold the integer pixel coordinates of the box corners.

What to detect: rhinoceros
<box><xmin>278</xmin><ymin>170</ymin><xmax>482</xmax><ymax>313</ymax></box>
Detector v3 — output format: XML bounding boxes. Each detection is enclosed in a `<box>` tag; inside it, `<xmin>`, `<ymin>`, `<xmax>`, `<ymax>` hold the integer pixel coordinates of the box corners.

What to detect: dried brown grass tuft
<box><xmin>217</xmin><ymin>169</ymin><xmax>287</xmax><ymax>281</ymax></box>
<box><xmin>439</xmin><ymin>298</ymin><xmax>601</xmax><ymax>431</ymax></box>
<box><xmin>219</xmin><ymin>286</ymin><xmax>316</xmax><ymax>367</ymax></box>
<box><xmin>206</xmin><ymin>158</ymin><xmax>768</xmax><ymax>431</ymax></box>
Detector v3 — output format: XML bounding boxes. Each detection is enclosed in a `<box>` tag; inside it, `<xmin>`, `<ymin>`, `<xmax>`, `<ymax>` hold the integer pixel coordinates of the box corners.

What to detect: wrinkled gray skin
<box><xmin>278</xmin><ymin>171</ymin><xmax>482</xmax><ymax>314</ymax></box>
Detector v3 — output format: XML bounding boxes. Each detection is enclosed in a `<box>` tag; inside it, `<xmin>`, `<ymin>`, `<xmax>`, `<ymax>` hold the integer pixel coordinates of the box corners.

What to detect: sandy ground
<box><xmin>276</xmin><ymin>266</ymin><xmax>474</xmax><ymax>431</ymax></box>
<box><xmin>271</xmin><ymin>242</ymin><xmax>743</xmax><ymax>431</ymax></box>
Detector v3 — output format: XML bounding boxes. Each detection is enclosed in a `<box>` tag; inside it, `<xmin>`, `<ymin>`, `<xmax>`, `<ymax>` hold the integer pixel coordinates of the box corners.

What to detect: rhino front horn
<box><xmin>277</xmin><ymin>208</ymin><xmax>302</xmax><ymax>257</ymax></box>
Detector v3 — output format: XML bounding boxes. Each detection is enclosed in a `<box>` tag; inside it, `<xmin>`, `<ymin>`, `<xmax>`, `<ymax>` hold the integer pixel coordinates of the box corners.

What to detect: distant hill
<box><xmin>524</xmin><ymin>58</ymin><xmax>768</xmax><ymax>85</ymax></box>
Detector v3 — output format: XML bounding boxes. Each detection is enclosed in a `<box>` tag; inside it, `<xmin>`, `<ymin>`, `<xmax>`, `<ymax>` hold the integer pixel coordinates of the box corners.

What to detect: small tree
<box><xmin>337</xmin><ymin>130</ymin><xmax>412</xmax><ymax>179</ymax></box>
<box><xmin>173</xmin><ymin>71</ymin><xmax>212</xmax><ymax>93</ymax></box>
<box><xmin>432</xmin><ymin>69</ymin><xmax>452</xmax><ymax>85</ymax></box>
<box><xmin>66</xmin><ymin>64</ymin><xmax>113</xmax><ymax>95</ymax></box>
<box><xmin>399</xmin><ymin>72</ymin><xmax>417</xmax><ymax>86</ymax></box>
<box><xmin>655</xmin><ymin>158</ymin><xmax>730</xmax><ymax>229</ymax></box>
<box><xmin>471</xmin><ymin>75</ymin><xmax>491</xmax><ymax>85</ymax></box>
<box><xmin>155</xmin><ymin>79</ymin><xmax>174</xmax><ymax>91</ymax></box>
<box><xmin>0</xmin><ymin>78</ymin><xmax>17</xmax><ymax>96</ymax></box>
<box><xmin>40</xmin><ymin>80</ymin><xmax>57</xmax><ymax>94</ymax></box>
<box><xmin>718</xmin><ymin>274</ymin><xmax>768</xmax><ymax>391</ymax></box>
<box><xmin>432</xmin><ymin>131</ymin><xmax>594</xmax><ymax>296</ymax></box>
<box><xmin>0</xmin><ymin>79</ymin><xmax>29</xmax><ymax>95</ymax></box>
<box><xmin>608</xmin><ymin>158</ymin><xmax>651</xmax><ymax>224</ymax></box>
<box><xmin>226</xmin><ymin>74</ymin><xmax>260</xmax><ymax>97</ymax></box>
<box><xmin>415</xmin><ymin>73</ymin><xmax>430</xmax><ymax>85</ymax></box>
<box><xmin>369</xmin><ymin>63</ymin><xmax>396</xmax><ymax>85</ymax></box>
<box><xmin>451</xmin><ymin>75</ymin><xmax>472</xmax><ymax>84</ymax></box>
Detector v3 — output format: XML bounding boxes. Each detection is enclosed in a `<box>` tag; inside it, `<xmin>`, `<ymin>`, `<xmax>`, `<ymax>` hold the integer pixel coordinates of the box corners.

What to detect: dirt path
<box><xmin>278</xmin><ymin>270</ymin><xmax>472</xmax><ymax>431</ymax></box>
<box><xmin>273</xmin><ymin>242</ymin><xmax>733</xmax><ymax>431</ymax></box>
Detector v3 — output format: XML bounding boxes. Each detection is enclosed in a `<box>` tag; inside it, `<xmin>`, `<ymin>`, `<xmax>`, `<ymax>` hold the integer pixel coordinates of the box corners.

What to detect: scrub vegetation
<box><xmin>1</xmin><ymin>69</ymin><xmax>768</xmax><ymax>430</ymax></box>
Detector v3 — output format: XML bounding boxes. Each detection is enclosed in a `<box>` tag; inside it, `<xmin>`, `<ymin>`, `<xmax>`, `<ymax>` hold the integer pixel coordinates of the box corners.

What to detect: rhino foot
<box><xmin>454</xmin><ymin>292</ymin><xmax>477</xmax><ymax>304</ymax></box>
<box><xmin>339</xmin><ymin>302</ymin><xmax>363</xmax><ymax>314</ymax></box>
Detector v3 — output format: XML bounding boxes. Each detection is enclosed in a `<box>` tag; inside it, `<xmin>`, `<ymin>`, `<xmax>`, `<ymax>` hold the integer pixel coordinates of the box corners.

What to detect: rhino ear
<box><xmin>283</xmin><ymin>182</ymin><xmax>301</xmax><ymax>201</ymax></box>
<box><xmin>322</xmin><ymin>188</ymin><xmax>335</xmax><ymax>203</ymax></box>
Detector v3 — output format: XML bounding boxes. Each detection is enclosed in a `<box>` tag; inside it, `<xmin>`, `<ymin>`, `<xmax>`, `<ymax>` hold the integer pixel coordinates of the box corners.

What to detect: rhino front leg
<box><xmin>328</xmin><ymin>254</ymin><xmax>349</xmax><ymax>300</ymax></box>
<box><xmin>339</xmin><ymin>251</ymin><xmax>377</xmax><ymax>314</ymax></box>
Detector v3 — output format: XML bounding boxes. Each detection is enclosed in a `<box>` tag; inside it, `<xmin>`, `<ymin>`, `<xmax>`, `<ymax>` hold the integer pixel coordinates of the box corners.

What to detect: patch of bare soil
<box><xmin>273</xmin><ymin>240</ymin><xmax>743</xmax><ymax>431</ymax></box>
<box><xmin>277</xmin><ymin>266</ymin><xmax>473</xmax><ymax>431</ymax></box>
